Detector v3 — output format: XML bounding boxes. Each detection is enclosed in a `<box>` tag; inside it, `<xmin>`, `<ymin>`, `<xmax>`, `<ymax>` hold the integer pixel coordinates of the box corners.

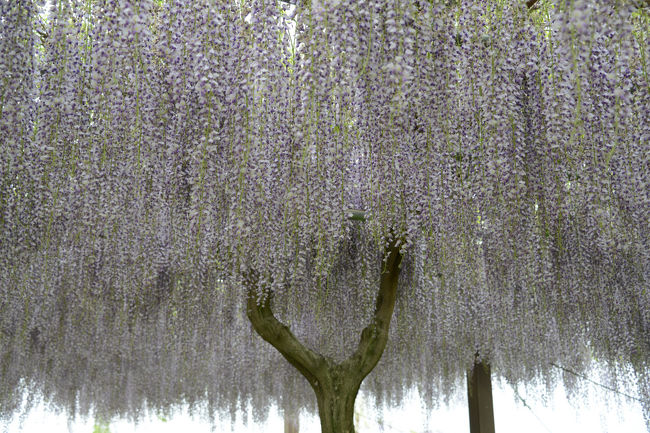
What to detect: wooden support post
<box><xmin>284</xmin><ymin>410</ymin><xmax>299</xmax><ymax>433</ymax></box>
<box><xmin>467</xmin><ymin>360</ymin><xmax>495</xmax><ymax>433</ymax></box>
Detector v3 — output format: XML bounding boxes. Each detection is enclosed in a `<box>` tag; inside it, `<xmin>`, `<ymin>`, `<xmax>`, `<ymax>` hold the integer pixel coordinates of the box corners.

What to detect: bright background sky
<box><xmin>2</xmin><ymin>375</ymin><xmax>646</xmax><ymax>433</ymax></box>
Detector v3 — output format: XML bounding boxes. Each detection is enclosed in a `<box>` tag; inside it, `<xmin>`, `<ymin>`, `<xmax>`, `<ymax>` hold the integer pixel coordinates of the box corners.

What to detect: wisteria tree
<box><xmin>1</xmin><ymin>0</ymin><xmax>648</xmax><ymax>432</ymax></box>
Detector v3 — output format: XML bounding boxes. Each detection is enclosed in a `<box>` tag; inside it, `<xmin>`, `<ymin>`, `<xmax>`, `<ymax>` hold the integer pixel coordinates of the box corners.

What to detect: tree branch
<box><xmin>343</xmin><ymin>236</ymin><xmax>403</xmax><ymax>380</ymax></box>
<box><xmin>244</xmin><ymin>272</ymin><xmax>327</xmax><ymax>389</ymax></box>
<box><xmin>245</xmin><ymin>229</ymin><xmax>404</xmax><ymax>392</ymax></box>
<box><xmin>526</xmin><ymin>0</ymin><xmax>540</xmax><ymax>10</ymax></box>
<box><xmin>346</xmin><ymin>208</ymin><xmax>367</xmax><ymax>221</ymax></box>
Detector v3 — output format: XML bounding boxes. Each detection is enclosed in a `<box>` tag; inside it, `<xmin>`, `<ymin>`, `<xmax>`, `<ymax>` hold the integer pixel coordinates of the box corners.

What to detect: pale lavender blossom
<box><xmin>0</xmin><ymin>0</ymin><xmax>648</xmax><ymax>431</ymax></box>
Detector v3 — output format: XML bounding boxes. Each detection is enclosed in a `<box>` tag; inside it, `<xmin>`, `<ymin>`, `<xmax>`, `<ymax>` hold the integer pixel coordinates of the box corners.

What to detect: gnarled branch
<box><xmin>244</xmin><ymin>234</ymin><xmax>403</xmax><ymax>393</ymax></box>
<box><xmin>244</xmin><ymin>272</ymin><xmax>327</xmax><ymax>389</ymax></box>
<box><xmin>343</xmin><ymin>237</ymin><xmax>403</xmax><ymax>380</ymax></box>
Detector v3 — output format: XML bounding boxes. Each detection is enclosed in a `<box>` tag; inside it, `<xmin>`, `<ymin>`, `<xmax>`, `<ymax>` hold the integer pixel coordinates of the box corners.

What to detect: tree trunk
<box><xmin>312</xmin><ymin>365</ymin><xmax>361</xmax><ymax>433</ymax></box>
<box><xmin>314</xmin><ymin>387</ymin><xmax>357</xmax><ymax>433</ymax></box>
<box><xmin>245</xmin><ymin>237</ymin><xmax>403</xmax><ymax>433</ymax></box>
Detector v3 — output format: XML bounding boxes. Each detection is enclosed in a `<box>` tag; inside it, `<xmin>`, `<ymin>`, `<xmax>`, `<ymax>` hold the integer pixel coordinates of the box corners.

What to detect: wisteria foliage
<box><xmin>0</xmin><ymin>0</ymin><xmax>648</xmax><ymax>427</ymax></box>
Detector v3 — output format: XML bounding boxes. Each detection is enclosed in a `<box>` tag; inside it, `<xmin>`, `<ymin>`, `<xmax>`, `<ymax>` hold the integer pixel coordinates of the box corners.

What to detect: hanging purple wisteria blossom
<box><xmin>0</xmin><ymin>0</ymin><xmax>648</xmax><ymax>431</ymax></box>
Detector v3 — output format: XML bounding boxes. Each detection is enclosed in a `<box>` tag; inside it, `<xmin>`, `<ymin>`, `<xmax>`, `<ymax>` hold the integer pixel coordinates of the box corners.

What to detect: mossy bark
<box><xmin>245</xmin><ymin>238</ymin><xmax>403</xmax><ymax>433</ymax></box>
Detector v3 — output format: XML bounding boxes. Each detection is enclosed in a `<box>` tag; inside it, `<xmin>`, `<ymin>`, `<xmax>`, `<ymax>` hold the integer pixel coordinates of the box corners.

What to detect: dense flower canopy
<box><xmin>1</xmin><ymin>0</ymin><xmax>648</xmax><ymax>427</ymax></box>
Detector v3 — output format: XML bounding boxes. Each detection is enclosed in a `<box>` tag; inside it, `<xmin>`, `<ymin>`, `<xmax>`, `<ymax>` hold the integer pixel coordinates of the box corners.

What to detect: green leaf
<box><xmin>92</xmin><ymin>422</ymin><xmax>111</xmax><ymax>433</ymax></box>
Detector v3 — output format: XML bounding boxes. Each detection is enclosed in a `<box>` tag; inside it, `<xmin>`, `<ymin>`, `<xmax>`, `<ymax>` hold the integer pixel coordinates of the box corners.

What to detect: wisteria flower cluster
<box><xmin>0</xmin><ymin>0</ymin><xmax>648</xmax><ymax>430</ymax></box>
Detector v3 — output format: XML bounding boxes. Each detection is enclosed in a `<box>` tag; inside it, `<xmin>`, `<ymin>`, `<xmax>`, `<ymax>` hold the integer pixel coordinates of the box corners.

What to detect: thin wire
<box><xmin>511</xmin><ymin>386</ymin><xmax>555</xmax><ymax>433</ymax></box>
<box><xmin>358</xmin><ymin>363</ymin><xmax>649</xmax><ymax>433</ymax></box>
<box><xmin>550</xmin><ymin>363</ymin><xmax>648</xmax><ymax>404</ymax></box>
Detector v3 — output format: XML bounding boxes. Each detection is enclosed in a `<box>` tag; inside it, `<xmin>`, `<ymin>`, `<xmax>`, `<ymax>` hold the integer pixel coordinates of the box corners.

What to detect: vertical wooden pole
<box><xmin>284</xmin><ymin>408</ymin><xmax>299</xmax><ymax>433</ymax></box>
<box><xmin>467</xmin><ymin>360</ymin><xmax>495</xmax><ymax>433</ymax></box>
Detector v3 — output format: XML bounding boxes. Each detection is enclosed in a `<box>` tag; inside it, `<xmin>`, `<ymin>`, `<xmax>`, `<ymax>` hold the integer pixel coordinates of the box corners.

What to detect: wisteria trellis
<box><xmin>0</xmin><ymin>0</ymin><xmax>648</xmax><ymax>431</ymax></box>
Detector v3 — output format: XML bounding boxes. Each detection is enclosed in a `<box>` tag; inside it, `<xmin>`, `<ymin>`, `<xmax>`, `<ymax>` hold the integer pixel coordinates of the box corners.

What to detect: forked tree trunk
<box><xmin>311</xmin><ymin>364</ymin><xmax>362</xmax><ymax>433</ymax></box>
<box><xmin>245</xmin><ymin>238</ymin><xmax>403</xmax><ymax>433</ymax></box>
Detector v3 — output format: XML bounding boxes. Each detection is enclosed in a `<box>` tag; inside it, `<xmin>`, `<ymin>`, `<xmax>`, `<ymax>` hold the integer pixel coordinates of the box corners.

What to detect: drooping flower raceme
<box><xmin>0</xmin><ymin>0</ymin><xmax>648</xmax><ymax>428</ymax></box>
